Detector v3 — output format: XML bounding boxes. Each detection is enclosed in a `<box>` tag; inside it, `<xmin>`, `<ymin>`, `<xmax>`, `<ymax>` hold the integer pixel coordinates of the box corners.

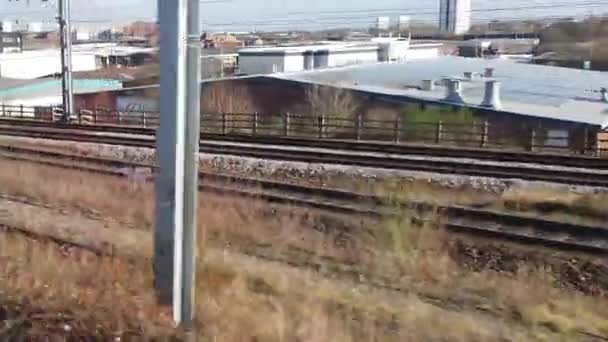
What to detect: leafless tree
<box><xmin>305</xmin><ymin>84</ymin><xmax>360</xmax><ymax>136</ymax></box>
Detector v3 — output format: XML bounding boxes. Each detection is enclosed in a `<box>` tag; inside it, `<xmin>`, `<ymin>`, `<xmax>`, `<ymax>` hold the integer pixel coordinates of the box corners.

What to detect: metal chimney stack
<box><xmin>421</xmin><ymin>79</ymin><xmax>435</xmax><ymax>91</ymax></box>
<box><xmin>481</xmin><ymin>80</ymin><xmax>502</xmax><ymax>110</ymax></box>
<box><xmin>484</xmin><ymin>67</ymin><xmax>494</xmax><ymax>78</ymax></box>
<box><xmin>445</xmin><ymin>79</ymin><xmax>465</xmax><ymax>104</ymax></box>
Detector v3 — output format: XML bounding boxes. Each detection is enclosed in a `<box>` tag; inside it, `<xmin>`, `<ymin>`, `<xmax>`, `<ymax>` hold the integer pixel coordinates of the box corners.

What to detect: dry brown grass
<box><xmin>1</xmin><ymin>158</ymin><xmax>608</xmax><ymax>340</ymax></box>
<box><xmin>497</xmin><ymin>186</ymin><xmax>608</xmax><ymax>224</ymax></box>
<box><xmin>1</xmin><ymin>229</ymin><xmax>530</xmax><ymax>341</ymax></box>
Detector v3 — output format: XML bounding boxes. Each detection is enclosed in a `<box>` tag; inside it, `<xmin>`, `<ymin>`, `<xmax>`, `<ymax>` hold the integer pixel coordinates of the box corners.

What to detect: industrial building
<box><xmin>439</xmin><ymin>0</ymin><xmax>472</xmax><ymax>35</ymax></box>
<box><xmin>270</xmin><ymin>55</ymin><xmax>608</xmax><ymax>139</ymax></box>
<box><xmin>0</xmin><ymin>77</ymin><xmax>122</xmax><ymax>107</ymax></box>
<box><xmin>238</xmin><ymin>44</ymin><xmax>380</xmax><ymax>75</ymax></box>
<box><xmin>398</xmin><ymin>16</ymin><xmax>411</xmax><ymax>31</ymax></box>
<box><xmin>237</xmin><ymin>40</ymin><xmax>441</xmax><ymax>75</ymax></box>
<box><xmin>376</xmin><ymin>17</ymin><xmax>390</xmax><ymax>31</ymax></box>
<box><xmin>0</xmin><ymin>43</ymin><xmax>157</xmax><ymax>79</ymax></box>
<box><xmin>70</xmin><ymin>53</ymin><xmax>608</xmax><ymax>153</ymax></box>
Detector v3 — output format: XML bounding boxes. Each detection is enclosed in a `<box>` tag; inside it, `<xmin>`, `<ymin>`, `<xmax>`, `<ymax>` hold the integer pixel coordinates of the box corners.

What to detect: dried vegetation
<box><xmin>0</xmin><ymin>159</ymin><xmax>608</xmax><ymax>340</ymax></box>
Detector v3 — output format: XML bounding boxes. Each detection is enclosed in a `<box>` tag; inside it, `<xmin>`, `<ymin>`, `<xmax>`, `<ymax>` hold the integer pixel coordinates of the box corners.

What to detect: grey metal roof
<box><xmin>275</xmin><ymin>56</ymin><xmax>608</xmax><ymax>127</ymax></box>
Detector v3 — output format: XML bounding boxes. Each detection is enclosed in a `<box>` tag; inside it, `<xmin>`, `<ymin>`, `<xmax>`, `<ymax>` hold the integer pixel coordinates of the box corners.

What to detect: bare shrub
<box><xmin>202</xmin><ymin>82</ymin><xmax>259</xmax><ymax>134</ymax></box>
<box><xmin>305</xmin><ymin>84</ymin><xmax>360</xmax><ymax>137</ymax></box>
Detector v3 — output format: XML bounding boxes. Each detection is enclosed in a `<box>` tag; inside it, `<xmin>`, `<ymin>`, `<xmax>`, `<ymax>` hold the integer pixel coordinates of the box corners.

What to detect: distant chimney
<box><xmin>481</xmin><ymin>80</ymin><xmax>502</xmax><ymax>110</ymax></box>
<box><xmin>445</xmin><ymin>79</ymin><xmax>465</xmax><ymax>104</ymax></box>
<box><xmin>464</xmin><ymin>72</ymin><xmax>480</xmax><ymax>81</ymax></box>
<box><xmin>484</xmin><ymin>67</ymin><xmax>494</xmax><ymax>78</ymax></box>
<box><xmin>421</xmin><ymin>79</ymin><xmax>435</xmax><ymax>91</ymax></box>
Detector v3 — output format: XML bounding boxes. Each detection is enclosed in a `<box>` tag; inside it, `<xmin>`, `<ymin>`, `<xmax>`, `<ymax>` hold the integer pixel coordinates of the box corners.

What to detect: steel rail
<box><xmin>1</xmin><ymin>144</ymin><xmax>607</xmax><ymax>256</ymax></box>
<box><xmin>1</xmin><ymin>124</ymin><xmax>608</xmax><ymax>188</ymax></box>
<box><xmin>1</xmin><ymin>118</ymin><xmax>607</xmax><ymax>169</ymax></box>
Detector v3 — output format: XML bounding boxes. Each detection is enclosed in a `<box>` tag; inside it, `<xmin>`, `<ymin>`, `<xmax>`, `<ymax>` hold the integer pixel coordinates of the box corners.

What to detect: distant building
<box><xmin>439</xmin><ymin>0</ymin><xmax>471</xmax><ymax>35</ymax></box>
<box><xmin>237</xmin><ymin>40</ymin><xmax>440</xmax><ymax>75</ymax></box>
<box><xmin>0</xmin><ymin>77</ymin><xmax>122</xmax><ymax>107</ymax></box>
<box><xmin>94</xmin><ymin>46</ymin><xmax>156</xmax><ymax>68</ymax></box>
<box><xmin>1</xmin><ymin>0</ymin><xmax>55</xmax><ymax>32</ymax></box>
<box><xmin>203</xmin><ymin>33</ymin><xmax>242</xmax><ymax>49</ymax></box>
<box><xmin>1</xmin><ymin>20</ymin><xmax>28</xmax><ymax>33</ymax></box>
<box><xmin>398</xmin><ymin>16</ymin><xmax>411</xmax><ymax>31</ymax></box>
<box><xmin>27</xmin><ymin>20</ymin><xmax>56</xmax><ymax>33</ymax></box>
<box><xmin>238</xmin><ymin>44</ymin><xmax>380</xmax><ymax>75</ymax></box>
<box><xmin>0</xmin><ymin>32</ymin><xmax>22</xmax><ymax>53</ymax></box>
<box><xmin>122</xmin><ymin>21</ymin><xmax>157</xmax><ymax>39</ymax></box>
<box><xmin>376</xmin><ymin>17</ymin><xmax>390</xmax><ymax>31</ymax></box>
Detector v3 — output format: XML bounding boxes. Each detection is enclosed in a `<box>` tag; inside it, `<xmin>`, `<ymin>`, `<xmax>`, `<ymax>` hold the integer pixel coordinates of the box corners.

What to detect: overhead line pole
<box><xmin>182</xmin><ymin>0</ymin><xmax>202</xmax><ymax>334</ymax></box>
<box><xmin>155</xmin><ymin>0</ymin><xmax>201</xmax><ymax>336</ymax></box>
<box><xmin>58</xmin><ymin>0</ymin><xmax>74</xmax><ymax>121</ymax></box>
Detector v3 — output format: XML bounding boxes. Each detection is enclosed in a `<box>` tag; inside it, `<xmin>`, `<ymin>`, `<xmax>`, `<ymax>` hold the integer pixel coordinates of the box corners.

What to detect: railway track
<box><xmin>1</xmin><ymin>143</ymin><xmax>608</xmax><ymax>256</ymax></box>
<box><xmin>1</xmin><ymin>123</ymin><xmax>608</xmax><ymax>188</ymax></box>
<box><xmin>1</xmin><ymin>117</ymin><xmax>608</xmax><ymax>169</ymax></box>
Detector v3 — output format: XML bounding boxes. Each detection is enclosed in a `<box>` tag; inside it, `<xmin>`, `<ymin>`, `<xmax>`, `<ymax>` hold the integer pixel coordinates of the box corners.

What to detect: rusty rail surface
<box><xmin>1</xmin><ymin>123</ymin><xmax>608</xmax><ymax>187</ymax></box>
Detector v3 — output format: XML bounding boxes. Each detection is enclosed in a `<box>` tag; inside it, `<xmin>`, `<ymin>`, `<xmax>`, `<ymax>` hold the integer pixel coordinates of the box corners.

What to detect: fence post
<box><xmin>356</xmin><ymin>113</ymin><xmax>363</xmax><ymax>141</ymax></box>
<box><xmin>528</xmin><ymin>128</ymin><xmax>536</xmax><ymax>152</ymax></box>
<box><xmin>582</xmin><ymin>127</ymin><xmax>589</xmax><ymax>155</ymax></box>
<box><xmin>20</xmin><ymin>104</ymin><xmax>23</xmax><ymax>119</ymax></box>
<box><xmin>253</xmin><ymin>112</ymin><xmax>258</xmax><ymax>136</ymax></box>
<box><xmin>221</xmin><ymin>113</ymin><xmax>227</xmax><ymax>135</ymax></box>
<box><xmin>284</xmin><ymin>112</ymin><xmax>290</xmax><ymax>137</ymax></box>
<box><xmin>595</xmin><ymin>133</ymin><xmax>602</xmax><ymax>158</ymax></box>
<box><xmin>480</xmin><ymin>120</ymin><xmax>489</xmax><ymax>148</ymax></box>
<box><xmin>435</xmin><ymin>121</ymin><xmax>443</xmax><ymax>144</ymax></box>
<box><xmin>394</xmin><ymin>114</ymin><xmax>401</xmax><ymax>143</ymax></box>
<box><xmin>317</xmin><ymin>116</ymin><xmax>324</xmax><ymax>139</ymax></box>
<box><xmin>77</xmin><ymin>110</ymin><xmax>82</xmax><ymax>124</ymax></box>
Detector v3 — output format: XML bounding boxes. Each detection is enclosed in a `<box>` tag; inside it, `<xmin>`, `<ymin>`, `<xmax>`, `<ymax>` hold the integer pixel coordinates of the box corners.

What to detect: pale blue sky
<box><xmin>1</xmin><ymin>0</ymin><xmax>606</xmax><ymax>31</ymax></box>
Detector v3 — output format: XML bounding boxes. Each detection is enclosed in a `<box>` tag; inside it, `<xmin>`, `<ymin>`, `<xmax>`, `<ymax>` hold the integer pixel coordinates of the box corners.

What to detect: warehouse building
<box><xmin>237</xmin><ymin>40</ymin><xmax>441</xmax><ymax>75</ymax></box>
<box><xmin>238</xmin><ymin>44</ymin><xmax>379</xmax><ymax>75</ymax></box>
<box><xmin>439</xmin><ymin>0</ymin><xmax>472</xmax><ymax>35</ymax></box>
<box><xmin>71</xmin><ymin>55</ymin><xmax>608</xmax><ymax>153</ymax></box>
<box><xmin>274</xmin><ymin>56</ymin><xmax>608</xmax><ymax>128</ymax></box>
<box><xmin>0</xmin><ymin>77</ymin><xmax>122</xmax><ymax>107</ymax></box>
<box><xmin>0</xmin><ymin>43</ymin><xmax>156</xmax><ymax>79</ymax></box>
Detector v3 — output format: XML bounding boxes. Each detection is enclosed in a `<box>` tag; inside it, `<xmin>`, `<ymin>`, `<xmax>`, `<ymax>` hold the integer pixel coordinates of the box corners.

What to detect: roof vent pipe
<box><xmin>481</xmin><ymin>80</ymin><xmax>502</xmax><ymax>110</ymax></box>
<box><xmin>421</xmin><ymin>79</ymin><xmax>435</xmax><ymax>91</ymax></box>
<box><xmin>445</xmin><ymin>79</ymin><xmax>465</xmax><ymax>104</ymax></box>
<box><xmin>484</xmin><ymin>67</ymin><xmax>494</xmax><ymax>78</ymax></box>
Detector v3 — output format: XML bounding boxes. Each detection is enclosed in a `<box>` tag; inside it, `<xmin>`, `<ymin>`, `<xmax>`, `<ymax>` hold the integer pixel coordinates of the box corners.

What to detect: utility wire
<box><xmin>200</xmin><ymin>0</ymin><xmax>608</xmax><ymax>27</ymax></box>
<box><xmin>201</xmin><ymin>12</ymin><xmax>608</xmax><ymax>30</ymax></box>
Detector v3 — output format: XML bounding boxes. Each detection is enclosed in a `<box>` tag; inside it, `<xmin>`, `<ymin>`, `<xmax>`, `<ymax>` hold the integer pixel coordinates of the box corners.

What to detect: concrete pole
<box><xmin>182</xmin><ymin>0</ymin><xmax>201</xmax><ymax>331</ymax></box>
<box><xmin>154</xmin><ymin>0</ymin><xmax>200</xmax><ymax>330</ymax></box>
<box><xmin>58</xmin><ymin>0</ymin><xmax>74</xmax><ymax>121</ymax></box>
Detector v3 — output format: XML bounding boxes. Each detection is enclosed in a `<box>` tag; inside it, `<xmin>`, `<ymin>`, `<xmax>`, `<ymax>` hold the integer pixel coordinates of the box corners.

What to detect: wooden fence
<box><xmin>0</xmin><ymin>106</ymin><xmax>606</xmax><ymax>156</ymax></box>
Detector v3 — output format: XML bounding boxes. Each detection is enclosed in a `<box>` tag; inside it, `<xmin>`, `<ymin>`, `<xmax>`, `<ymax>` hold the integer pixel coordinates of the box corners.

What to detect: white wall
<box><xmin>327</xmin><ymin>51</ymin><xmax>378</xmax><ymax>68</ymax></box>
<box><xmin>387</xmin><ymin>41</ymin><xmax>410</xmax><ymax>61</ymax></box>
<box><xmin>406</xmin><ymin>48</ymin><xmax>440</xmax><ymax>60</ymax></box>
<box><xmin>76</xmin><ymin>31</ymin><xmax>91</xmax><ymax>41</ymax></box>
<box><xmin>117</xmin><ymin>96</ymin><xmax>159</xmax><ymax>112</ymax></box>
<box><xmin>1</xmin><ymin>96</ymin><xmax>61</xmax><ymax>108</ymax></box>
<box><xmin>239</xmin><ymin>54</ymin><xmax>286</xmax><ymax>74</ymax></box>
<box><xmin>0</xmin><ymin>52</ymin><xmax>97</xmax><ymax>79</ymax></box>
<box><xmin>283</xmin><ymin>55</ymin><xmax>305</xmax><ymax>72</ymax></box>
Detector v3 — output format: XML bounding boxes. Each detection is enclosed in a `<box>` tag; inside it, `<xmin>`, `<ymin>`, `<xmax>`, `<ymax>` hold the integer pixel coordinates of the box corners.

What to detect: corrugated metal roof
<box><xmin>275</xmin><ymin>56</ymin><xmax>608</xmax><ymax>127</ymax></box>
<box><xmin>0</xmin><ymin>78</ymin><xmax>122</xmax><ymax>103</ymax></box>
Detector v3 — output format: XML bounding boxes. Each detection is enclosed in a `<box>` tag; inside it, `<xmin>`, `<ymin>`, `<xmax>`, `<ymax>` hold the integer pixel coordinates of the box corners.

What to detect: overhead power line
<box><xmin>200</xmin><ymin>0</ymin><xmax>608</xmax><ymax>27</ymax></box>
